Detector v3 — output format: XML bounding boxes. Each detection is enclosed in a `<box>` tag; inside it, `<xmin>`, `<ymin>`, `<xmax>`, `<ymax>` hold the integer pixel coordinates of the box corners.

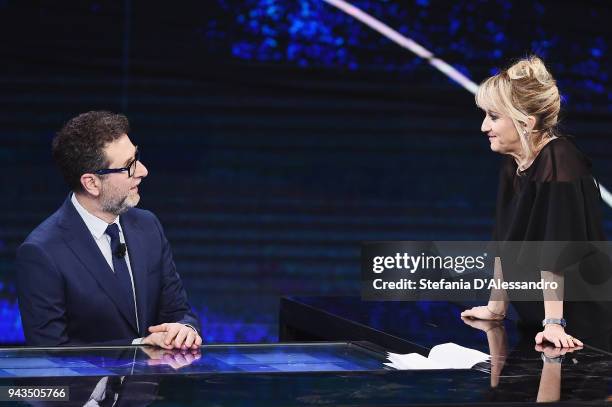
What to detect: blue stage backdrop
<box><xmin>0</xmin><ymin>0</ymin><xmax>610</xmax><ymax>344</ymax></box>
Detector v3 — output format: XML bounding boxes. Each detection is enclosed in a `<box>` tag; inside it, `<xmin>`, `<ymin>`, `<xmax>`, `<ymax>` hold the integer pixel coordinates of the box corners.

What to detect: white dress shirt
<box><xmin>71</xmin><ymin>193</ymin><xmax>140</xmax><ymax>334</ymax></box>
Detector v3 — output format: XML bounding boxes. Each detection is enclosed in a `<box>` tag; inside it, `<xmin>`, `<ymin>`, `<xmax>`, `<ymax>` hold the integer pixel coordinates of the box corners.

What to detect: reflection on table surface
<box><xmin>280</xmin><ymin>297</ymin><xmax>612</xmax><ymax>405</ymax></box>
<box><xmin>3</xmin><ymin>298</ymin><xmax>612</xmax><ymax>405</ymax></box>
<box><xmin>0</xmin><ymin>342</ymin><xmax>389</xmax><ymax>378</ymax></box>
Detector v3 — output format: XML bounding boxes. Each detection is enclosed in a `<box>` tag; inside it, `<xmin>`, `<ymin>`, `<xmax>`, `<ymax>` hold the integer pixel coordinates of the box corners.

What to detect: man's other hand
<box><xmin>147</xmin><ymin>323</ymin><xmax>202</xmax><ymax>350</ymax></box>
<box><xmin>141</xmin><ymin>331</ymin><xmax>173</xmax><ymax>349</ymax></box>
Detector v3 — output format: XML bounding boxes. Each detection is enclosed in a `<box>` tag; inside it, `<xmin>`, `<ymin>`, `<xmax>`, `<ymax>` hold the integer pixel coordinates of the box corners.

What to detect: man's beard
<box><xmin>99</xmin><ymin>183</ymin><xmax>139</xmax><ymax>216</ymax></box>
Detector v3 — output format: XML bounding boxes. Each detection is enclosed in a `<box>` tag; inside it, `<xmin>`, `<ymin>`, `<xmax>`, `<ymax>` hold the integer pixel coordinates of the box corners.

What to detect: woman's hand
<box><xmin>535</xmin><ymin>324</ymin><xmax>583</xmax><ymax>348</ymax></box>
<box><xmin>461</xmin><ymin>306</ymin><xmax>505</xmax><ymax>321</ymax></box>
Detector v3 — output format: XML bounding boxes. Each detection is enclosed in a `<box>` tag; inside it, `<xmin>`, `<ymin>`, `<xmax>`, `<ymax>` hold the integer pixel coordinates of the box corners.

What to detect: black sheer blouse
<box><xmin>494</xmin><ymin>136</ymin><xmax>605</xmax><ymax>243</ymax></box>
<box><xmin>493</xmin><ymin>136</ymin><xmax>612</xmax><ymax>344</ymax></box>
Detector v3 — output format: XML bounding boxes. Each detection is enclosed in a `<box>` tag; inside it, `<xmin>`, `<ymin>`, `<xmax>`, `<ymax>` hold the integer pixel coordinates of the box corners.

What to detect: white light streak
<box><xmin>321</xmin><ymin>0</ymin><xmax>612</xmax><ymax>209</ymax></box>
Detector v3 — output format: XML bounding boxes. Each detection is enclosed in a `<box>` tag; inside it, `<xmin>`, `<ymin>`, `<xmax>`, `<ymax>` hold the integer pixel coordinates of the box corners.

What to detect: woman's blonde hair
<box><xmin>475</xmin><ymin>55</ymin><xmax>561</xmax><ymax>171</ymax></box>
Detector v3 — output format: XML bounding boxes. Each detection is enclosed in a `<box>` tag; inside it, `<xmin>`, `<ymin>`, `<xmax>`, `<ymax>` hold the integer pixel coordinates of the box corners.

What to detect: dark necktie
<box><xmin>105</xmin><ymin>223</ymin><xmax>138</xmax><ymax>330</ymax></box>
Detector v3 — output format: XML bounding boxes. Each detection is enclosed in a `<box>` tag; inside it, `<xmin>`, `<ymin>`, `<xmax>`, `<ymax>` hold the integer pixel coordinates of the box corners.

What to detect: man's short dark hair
<box><xmin>52</xmin><ymin>111</ymin><xmax>130</xmax><ymax>192</ymax></box>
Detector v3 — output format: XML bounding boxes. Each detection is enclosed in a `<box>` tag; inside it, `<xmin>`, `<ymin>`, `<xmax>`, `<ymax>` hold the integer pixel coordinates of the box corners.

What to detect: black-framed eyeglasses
<box><xmin>94</xmin><ymin>150</ymin><xmax>140</xmax><ymax>177</ymax></box>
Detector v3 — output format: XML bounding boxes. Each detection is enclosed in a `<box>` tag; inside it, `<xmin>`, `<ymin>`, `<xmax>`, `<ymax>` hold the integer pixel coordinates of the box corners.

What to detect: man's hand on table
<box><xmin>142</xmin><ymin>323</ymin><xmax>202</xmax><ymax>350</ymax></box>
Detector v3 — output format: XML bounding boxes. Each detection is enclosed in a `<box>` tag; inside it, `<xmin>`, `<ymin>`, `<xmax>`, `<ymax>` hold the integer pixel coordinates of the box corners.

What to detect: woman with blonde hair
<box><xmin>461</xmin><ymin>55</ymin><xmax>611</xmax><ymax>349</ymax></box>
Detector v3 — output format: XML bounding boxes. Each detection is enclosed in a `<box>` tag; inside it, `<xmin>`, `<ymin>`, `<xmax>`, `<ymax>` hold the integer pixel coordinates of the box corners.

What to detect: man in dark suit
<box><xmin>17</xmin><ymin>111</ymin><xmax>202</xmax><ymax>348</ymax></box>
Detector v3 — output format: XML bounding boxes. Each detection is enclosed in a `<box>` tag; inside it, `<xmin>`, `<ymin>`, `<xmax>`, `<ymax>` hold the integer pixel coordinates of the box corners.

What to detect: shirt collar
<box><xmin>71</xmin><ymin>193</ymin><xmax>121</xmax><ymax>239</ymax></box>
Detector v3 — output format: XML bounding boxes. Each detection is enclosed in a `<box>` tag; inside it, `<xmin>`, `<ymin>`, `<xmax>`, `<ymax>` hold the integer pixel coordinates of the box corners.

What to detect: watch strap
<box><xmin>542</xmin><ymin>318</ymin><xmax>566</xmax><ymax>328</ymax></box>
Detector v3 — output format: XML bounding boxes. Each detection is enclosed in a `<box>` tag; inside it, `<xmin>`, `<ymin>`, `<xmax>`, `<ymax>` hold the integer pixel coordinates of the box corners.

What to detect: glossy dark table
<box><xmin>0</xmin><ymin>341</ymin><xmax>489</xmax><ymax>407</ymax></box>
<box><xmin>1</xmin><ymin>297</ymin><xmax>611</xmax><ymax>406</ymax></box>
<box><xmin>0</xmin><ymin>343</ymin><xmax>512</xmax><ymax>407</ymax></box>
<box><xmin>0</xmin><ymin>342</ymin><xmax>389</xmax><ymax>378</ymax></box>
<box><xmin>280</xmin><ymin>296</ymin><xmax>612</xmax><ymax>405</ymax></box>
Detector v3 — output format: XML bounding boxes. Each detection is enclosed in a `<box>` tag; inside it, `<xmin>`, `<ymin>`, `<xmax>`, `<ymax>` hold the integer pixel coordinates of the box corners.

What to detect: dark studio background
<box><xmin>0</xmin><ymin>0</ymin><xmax>610</xmax><ymax>344</ymax></box>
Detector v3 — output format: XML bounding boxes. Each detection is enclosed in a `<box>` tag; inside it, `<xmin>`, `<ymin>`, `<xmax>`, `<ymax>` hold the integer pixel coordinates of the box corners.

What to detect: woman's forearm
<box><xmin>488</xmin><ymin>256</ymin><xmax>509</xmax><ymax>314</ymax></box>
<box><xmin>543</xmin><ymin>300</ymin><xmax>563</xmax><ymax>319</ymax></box>
<box><xmin>541</xmin><ymin>270</ymin><xmax>564</xmax><ymax>318</ymax></box>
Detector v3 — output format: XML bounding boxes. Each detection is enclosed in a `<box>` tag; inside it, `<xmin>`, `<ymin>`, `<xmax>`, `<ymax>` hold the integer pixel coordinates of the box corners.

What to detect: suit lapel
<box><xmin>120</xmin><ymin>215</ymin><xmax>149</xmax><ymax>336</ymax></box>
<box><xmin>58</xmin><ymin>196</ymin><xmax>139</xmax><ymax>334</ymax></box>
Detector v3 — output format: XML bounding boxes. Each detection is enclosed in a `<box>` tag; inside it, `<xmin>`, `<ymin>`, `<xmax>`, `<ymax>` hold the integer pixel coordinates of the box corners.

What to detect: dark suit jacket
<box><xmin>16</xmin><ymin>196</ymin><xmax>200</xmax><ymax>346</ymax></box>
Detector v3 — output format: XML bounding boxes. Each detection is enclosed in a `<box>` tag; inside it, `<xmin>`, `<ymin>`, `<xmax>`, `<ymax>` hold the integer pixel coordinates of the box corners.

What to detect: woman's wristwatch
<box><xmin>542</xmin><ymin>318</ymin><xmax>566</xmax><ymax>328</ymax></box>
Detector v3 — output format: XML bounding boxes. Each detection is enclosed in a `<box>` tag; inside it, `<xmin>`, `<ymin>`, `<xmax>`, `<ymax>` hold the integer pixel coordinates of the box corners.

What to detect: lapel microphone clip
<box><xmin>116</xmin><ymin>243</ymin><xmax>127</xmax><ymax>258</ymax></box>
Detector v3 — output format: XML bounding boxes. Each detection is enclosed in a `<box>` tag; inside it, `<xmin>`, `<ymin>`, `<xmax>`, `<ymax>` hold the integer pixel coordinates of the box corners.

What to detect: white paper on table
<box><xmin>385</xmin><ymin>342</ymin><xmax>489</xmax><ymax>370</ymax></box>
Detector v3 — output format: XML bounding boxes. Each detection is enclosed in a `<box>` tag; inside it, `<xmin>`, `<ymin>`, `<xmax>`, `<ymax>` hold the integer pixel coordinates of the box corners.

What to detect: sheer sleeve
<box><xmin>527</xmin><ymin>136</ymin><xmax>593</xmax><ymax>183</ymax></box>
<box><xmin>495</xmin><ymin>137</ymin><xmax>612</xmax><ymax>334</ymax></box>
<box><xmin>524</xmin><ymin>137</ymin><xmax>605</xmax><ymax>242</ymax></box>
<box><xmin>516</xmin><ymin>137</ymin><xmax>607</xmax><ymax>273</ymax></box>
